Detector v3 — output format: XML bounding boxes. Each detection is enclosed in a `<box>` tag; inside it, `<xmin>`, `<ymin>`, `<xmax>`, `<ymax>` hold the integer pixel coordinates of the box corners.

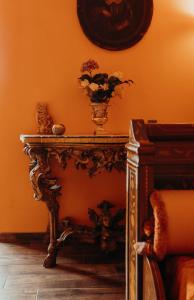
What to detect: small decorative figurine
<box><xmin>52</xmin><ymin>124</ymin><xmax>66</xmax><ymax>135</ymax></box>
<box><xmin>35</xmin><ymin>103</ymin><xmax>54</xmax><ymax>134</ymax></box>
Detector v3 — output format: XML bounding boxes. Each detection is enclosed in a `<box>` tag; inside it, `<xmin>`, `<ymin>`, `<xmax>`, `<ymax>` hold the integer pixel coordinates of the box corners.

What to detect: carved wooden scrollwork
<box><xmin>24</xmin><ymin>145</ymin><xmax>61</xmax><ymax>214</ymax></box>
<box><xmin>24</xmin><ymin>143</ymin><xmax>126</xmax><ymax>217</ymax></box>
<box><xmin>49</xmin><ymin>146</ymin><xmax>126</xmax><ymax>176</ymax></box>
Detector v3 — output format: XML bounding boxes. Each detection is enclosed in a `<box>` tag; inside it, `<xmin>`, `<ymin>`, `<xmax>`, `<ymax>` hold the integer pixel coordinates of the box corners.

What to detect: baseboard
<box><xmin>0</xmin><ymin>232</ymin><xmax>47</xmax><ymax>243</ymax></box>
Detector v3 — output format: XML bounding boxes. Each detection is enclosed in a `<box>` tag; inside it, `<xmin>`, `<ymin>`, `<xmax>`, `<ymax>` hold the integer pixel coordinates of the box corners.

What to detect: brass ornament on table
<box><xmin>90</xmin><ymin>103</ymin><xmax>110</xmax><ymax>135</ymax></box>
<box><xmin>52</xmin><ymin>124</ymin><xmax>66</xmax><ymax>135</ymax></box>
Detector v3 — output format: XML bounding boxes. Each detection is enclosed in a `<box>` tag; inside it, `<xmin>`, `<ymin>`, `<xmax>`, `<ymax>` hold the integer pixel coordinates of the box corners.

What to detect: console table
<box><xmin>20</xmin><ymin>134</ymin><xmax>128</xmax><ymax>268</ymax></box>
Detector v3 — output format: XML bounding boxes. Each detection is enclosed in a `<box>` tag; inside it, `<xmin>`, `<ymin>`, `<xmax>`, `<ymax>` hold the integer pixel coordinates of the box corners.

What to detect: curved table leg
<box><xmin>24</xmin><ymin>146</ymin><xmax>61</xmax><ymax>268</ymax></box>
<box><xmin>44</xmin><ymin>219</ymin><xmax>75</xmax><ymax>267</ymax></box>
<box><xmin>44</xmin><ymin>209</ymin><xmax>58</xmax><ymax>268</ymax></box>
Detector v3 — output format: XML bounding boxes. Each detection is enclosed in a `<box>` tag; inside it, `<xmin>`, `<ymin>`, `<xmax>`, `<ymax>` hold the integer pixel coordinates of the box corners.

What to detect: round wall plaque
<box><xmin>77</xmin><ymin>0</ymin><xmax>153</xmax><ymax>51</ymax></box>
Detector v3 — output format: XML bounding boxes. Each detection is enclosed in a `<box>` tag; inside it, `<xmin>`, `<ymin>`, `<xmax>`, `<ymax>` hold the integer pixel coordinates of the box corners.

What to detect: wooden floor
<box><xmin>0</xmin><ymin>238</ymin><xmax>125</xmax><ymax>300</ymax></box>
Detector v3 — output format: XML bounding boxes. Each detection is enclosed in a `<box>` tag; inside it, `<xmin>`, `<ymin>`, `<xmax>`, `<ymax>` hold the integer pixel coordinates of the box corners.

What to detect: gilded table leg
<box><xmin>24</xmin><ymin>146</ymin><xmax>61</xmax><ymax>268</ymax></box>
<box><xmin>44</xmin><ymin>201</ymin><xmax>59</xmax><ymax>268</ymax></box>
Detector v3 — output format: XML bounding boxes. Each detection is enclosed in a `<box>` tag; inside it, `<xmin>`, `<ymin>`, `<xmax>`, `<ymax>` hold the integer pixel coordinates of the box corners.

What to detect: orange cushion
<box><xmin>150</xmin><ymin>190</ymin><xmax>194</xmax><ymax>260</ymax></box>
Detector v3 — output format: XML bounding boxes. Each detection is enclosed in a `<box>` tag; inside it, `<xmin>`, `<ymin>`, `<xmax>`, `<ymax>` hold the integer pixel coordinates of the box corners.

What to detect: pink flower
<box><xmin>81</xmin><ymin>59</ymin><xmax>99</xmax><ymax>73</ymax></box>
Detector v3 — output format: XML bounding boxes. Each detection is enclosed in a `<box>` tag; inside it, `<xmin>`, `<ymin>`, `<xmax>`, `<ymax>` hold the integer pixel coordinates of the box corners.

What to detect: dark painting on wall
<box><xmin>77</xmin><ymin>0</ymin><xmax>153</xmax><ymax>51</ymax></box>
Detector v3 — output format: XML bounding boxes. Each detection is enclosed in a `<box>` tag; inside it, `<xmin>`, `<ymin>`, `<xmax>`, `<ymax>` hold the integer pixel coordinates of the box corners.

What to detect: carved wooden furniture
<box><xmin>20</xmin><ymin>134</ymin><xmax>128</xmax><ymax>268</ymax></box>
<box><xmin>126</xmin><ymin>120</ymin><xmax>194</xmax><ymax>300</ymax></box>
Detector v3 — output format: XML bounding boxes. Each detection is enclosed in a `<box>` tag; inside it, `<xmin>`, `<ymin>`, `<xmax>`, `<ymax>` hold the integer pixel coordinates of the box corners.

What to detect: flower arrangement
<box><xmin>78</xmin><ymin>59</ymin><xmax>133</xmax><ymax>103</ymax></box>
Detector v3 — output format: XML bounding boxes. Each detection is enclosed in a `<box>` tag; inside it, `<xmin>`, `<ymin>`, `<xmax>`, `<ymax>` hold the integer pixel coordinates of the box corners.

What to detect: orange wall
<box><xmin>1</xmin><ymin>0</ymin><xmax>194</xmax><ymax>232</ymax></box>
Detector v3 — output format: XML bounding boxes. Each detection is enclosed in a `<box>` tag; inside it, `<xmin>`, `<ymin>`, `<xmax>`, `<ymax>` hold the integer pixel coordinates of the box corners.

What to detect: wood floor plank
<box><xmin>0</xmin><ymin>255</ymin><xmax>44</xmax><ymax>266</ymax></box>
<box><xmin>37</xmin><ymin>287</ymin><xmax>125</xmax><ymax>300</ymax></box>
<box><xmin>37</xmin><ymin>293</ymin><xmax>124</xmax><ymax>300</ymax></box>
<box><xmin>0</xmin><ymin>243</ymin><xmax>45</xmax><ymax>255</ymax></box>
<box><xmin>95</xmin><ymin>264</ymin><xmax>117</xmax><ymax>275</ymax></box>
<box><xmin>0</xmin><ymin>241</ymin><xmax>125</xmax><ymax>299</ymax></box>
<box><xmin>5</xmin><ymin>273</ymin><xmax>124</xmax><ymax>289</ymax></box>
<box><xmin>0</xmin><ymin>274</ymin><xmax>7</xmax><ymax>288</ymax></box>
<box><xmin>38</xmin><ymin>287</ymin><xmax>124</xmax><ymax>294</ymax></box>
<box><xmin>5</xmin><ymin>263</ymin><xmax>96</xmax><ymax>275</ymax></box>
<box><xmin>0</xmin><ymin>289</ymin><xmax>37</xmax><ymax>300</ymax></box>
